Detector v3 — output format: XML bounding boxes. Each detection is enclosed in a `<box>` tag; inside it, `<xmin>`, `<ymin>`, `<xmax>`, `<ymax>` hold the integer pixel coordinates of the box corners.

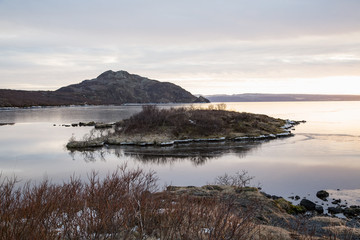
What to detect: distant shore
<box><xmin>206</xmin><ymin>93</ymin><xmax>360</xmax><ymax>102</ymax></box>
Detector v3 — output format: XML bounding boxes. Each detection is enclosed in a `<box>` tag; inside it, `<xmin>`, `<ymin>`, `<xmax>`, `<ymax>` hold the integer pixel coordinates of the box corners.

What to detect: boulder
<box><xmin>95</xmin><ymin>123</ymin><xmax>113</xmax><ymax>129</ymax></box>
<box><xmin>328</xmin><ymin>207</ymin><xmax>343</xmax><ymax>214</ymax></box>
<box><xmin>315</xmin><ymin>205</ymin><xmax>324</xmax><ymax>214</ymax></box>
<box><xmin>316</xmin><ymin>190</ymin><xmax>329</xmax><ymax>201</ymax></box>
<box><xmin>66</xmin><ymin>140</ymin><xmax>104</xmax><ymax>149</ymax></box>
<box><xmin>343</xmin><ymin>207</ymin><xmax>360</xmax><ymax>217</ymax></box>
<box><xmin>300</xmin><ymin>199</ymin><xmax>316</xmax><ymax>211</ymax></box>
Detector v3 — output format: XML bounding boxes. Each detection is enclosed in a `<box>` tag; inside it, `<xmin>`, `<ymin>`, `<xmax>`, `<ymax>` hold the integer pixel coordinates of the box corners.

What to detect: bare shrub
<box><xmin>113</xmin><ymin>105</ymin><xmax>286</xmax><ymax>140</ymax></box>
<box><xmin>2</xmin><ymin>168</ymin><xmax>357</xmax><ymax>239</ymax></box>
<box><xmin>216</xmin><ymin>103</ymin><xmax>227</xmax><ymax>111</ymax></box>
<box><xmin>214</xmin><ymin>170</ymin><xmax>254</xmax><ymax>188</ymax></box>
<box><xmin>0</xmin><ymin>167</ymin><xmax>263</xmax><ymax>239</ymax></box>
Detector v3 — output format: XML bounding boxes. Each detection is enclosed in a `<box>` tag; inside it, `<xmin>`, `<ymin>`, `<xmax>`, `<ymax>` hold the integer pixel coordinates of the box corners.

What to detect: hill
<box><xmin>0</xmin><ymin>70</ymin><xmax>209</xmax><ymax>107</ymax></box>
<box><xmin>206</xmin><ymin>93</ymin><xmax>360</xmax><ymax>102</ymax></box>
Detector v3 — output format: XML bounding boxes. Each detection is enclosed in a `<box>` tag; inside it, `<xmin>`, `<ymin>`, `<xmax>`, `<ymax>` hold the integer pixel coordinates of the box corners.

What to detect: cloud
<box><xmin>0</xmin><ymin>0</ymin><xmax>360</xmax><ymax>94</ymax></box>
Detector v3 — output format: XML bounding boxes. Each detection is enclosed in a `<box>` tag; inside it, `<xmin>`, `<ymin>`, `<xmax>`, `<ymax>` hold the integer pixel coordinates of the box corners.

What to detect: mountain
<box><xmin>0</xmin><ymin>70</ymin><xmax>209</xmax><ymax>107</ymax></box>
<box><xmin>206</xmin><ymin>93</ymin><xmax>360</xmax><ymax>102</ymax></box>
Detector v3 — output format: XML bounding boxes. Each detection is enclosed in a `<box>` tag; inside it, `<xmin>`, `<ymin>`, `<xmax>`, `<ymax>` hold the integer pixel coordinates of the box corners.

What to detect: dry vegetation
<box><xmin>113</xmin><ymin>105</ymin><xmax>286</xmax><ymax>140</ymax></box>
<box><xmin>0</xmin><ymin>166</ymin><xmax>258</xmax><ymax>240</ymax></box>
<box><xmin>1</xmin><ymin>167</ymin><xmax>359</xmax><ymax>239</ymax></box>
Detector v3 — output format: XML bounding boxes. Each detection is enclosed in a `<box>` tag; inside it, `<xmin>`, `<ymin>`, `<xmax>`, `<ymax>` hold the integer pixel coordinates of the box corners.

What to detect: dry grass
<box><xmin>0</xmin><ymin>167</ymin><xmax>259</xmax><ymax>240</ymax></box>
<box><xmin>114</xmin><ymin>105</ymin><xmax>286</xmax><ymax>140</ymax></box>
<box><xmin>2</xmin><ymin>168</ymin><xmax>358</xmax><ymax>240</ymax></box>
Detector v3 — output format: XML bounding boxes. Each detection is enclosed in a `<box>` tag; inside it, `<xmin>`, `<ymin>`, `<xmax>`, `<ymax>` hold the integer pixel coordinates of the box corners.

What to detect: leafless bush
<box><xmin>0</xmin><ymin>166</ymin><xmax>260</xmax><ymax>239</ymax></box>
<box><xmin>1</xmin><ymin>168</ymin><xmax>356</xmax><ymax>239</ymax></box>
<box><xmin>214</xmin><ymin>170</ymin><xmax>254</xmax><ymax>188</ymax></box>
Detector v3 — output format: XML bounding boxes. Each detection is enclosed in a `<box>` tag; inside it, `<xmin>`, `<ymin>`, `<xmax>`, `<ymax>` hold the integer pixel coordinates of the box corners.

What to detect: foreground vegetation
<box><xmin>67</xmin><ymin>104</ymin><xmax>298</xmax><ymax>149</ymax></box>
<box><xmin>1</xmin><ymin>167</ymin><xmax>359</xmax><ymax>239</ymax></box>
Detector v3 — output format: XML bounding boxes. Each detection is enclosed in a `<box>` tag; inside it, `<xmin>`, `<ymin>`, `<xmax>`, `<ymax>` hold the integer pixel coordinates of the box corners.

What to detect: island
<box><xmin>66</xmin><ymin>104</ymin><xmax>303</xmax><ymax>149</ymax></box>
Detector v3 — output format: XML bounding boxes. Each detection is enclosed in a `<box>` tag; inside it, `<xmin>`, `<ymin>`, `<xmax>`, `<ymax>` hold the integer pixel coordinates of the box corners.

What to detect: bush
<box><xmin>214</xmin><ymin>170</ymin><xmax>254</xmax><ymax>188</ymax></box>
<box><xmin>0</xmin><ymin>167</ymin><xmax>259</xmax><ymax>239</ymax></box>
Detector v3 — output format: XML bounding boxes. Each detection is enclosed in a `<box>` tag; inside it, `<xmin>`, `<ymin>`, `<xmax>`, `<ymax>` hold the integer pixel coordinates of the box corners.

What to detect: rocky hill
<box><xmin>0</xmin><ymin>70</ymin><xmax>209</xmax><ymax>107</ymax></box>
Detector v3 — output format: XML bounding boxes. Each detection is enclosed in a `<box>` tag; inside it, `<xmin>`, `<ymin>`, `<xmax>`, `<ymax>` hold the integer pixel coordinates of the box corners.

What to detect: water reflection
<box><xmin>69</xmin><ymin>141</ymin><xmax>265</xmax><ymax>165</ymax></box>
<box><xmin>2</xmin><ymin>102</ymin><xmax>360</xmax><ymax>205</ymax></box>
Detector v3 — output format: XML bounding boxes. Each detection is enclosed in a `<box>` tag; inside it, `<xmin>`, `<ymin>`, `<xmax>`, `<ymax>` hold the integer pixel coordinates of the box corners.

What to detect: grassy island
<box><xmin>67</xmin><ymin>104</ymin><xmax>301</xmax><ymax>149</ymax></box>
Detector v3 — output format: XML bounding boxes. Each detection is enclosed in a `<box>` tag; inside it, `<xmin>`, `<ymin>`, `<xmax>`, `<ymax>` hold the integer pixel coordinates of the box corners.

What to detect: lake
<box><xmin>1</xmin><ymin>102</ymin><xmax>360</xmax><ymax>205</ymax></box>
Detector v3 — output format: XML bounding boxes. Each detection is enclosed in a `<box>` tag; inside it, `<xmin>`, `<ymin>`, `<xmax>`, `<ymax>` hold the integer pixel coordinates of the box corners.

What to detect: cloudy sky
<box><xmin>1</xmin><ymin>0</ymin><xmax>360</xmax><ymax>95</ymax></box>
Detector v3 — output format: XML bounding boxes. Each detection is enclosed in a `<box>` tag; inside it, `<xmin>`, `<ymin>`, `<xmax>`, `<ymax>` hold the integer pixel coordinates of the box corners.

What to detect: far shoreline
<box><xmin>2</xmin><ymin>98</ymin><xmax>360</xmax><ymax>110</ymax></box>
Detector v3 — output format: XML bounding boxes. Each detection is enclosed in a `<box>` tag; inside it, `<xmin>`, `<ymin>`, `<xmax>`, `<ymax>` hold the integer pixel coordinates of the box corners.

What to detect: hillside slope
<box><xmin>0</xmin><ymin>70</ymin><xmax>209</xmax><ymax>107</ymax></box>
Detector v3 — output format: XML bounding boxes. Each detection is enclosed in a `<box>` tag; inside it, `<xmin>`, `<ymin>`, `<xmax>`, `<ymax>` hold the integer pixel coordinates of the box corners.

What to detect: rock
<box><xmin>295</xmin><ymin>196</ymin><xmax>300</xmax><ymax>200</ymax></box>
<box><xmin>78</xmin><ymin>121</ymin><xmax>96</xmax><ymax>126</ymax></box>
<box><xmin>94</xmin><ymin>123</ymin><xmax>113</xmax><ymax>129</ymax></box>
<box><xmin>315</xmin><ymin>205</ymin><xmax>324</xmax><ymax>214</ymax></box>
<box><xmin>328</xmin><ymin>207</ymin><xmax>343</xmax><ymax>214</ymax></box>
<box><xmin>316</xmin><ymin>190</ymin><xmax>329</xmax><ymax>201</ymax></box>
<box><xmin>66</xmin><ymin>140</ymin><xmax>104</xmax><ymax>149</ymax></box>
<box><xmin>261</xmin><ymin>192</ymin><xmax>272</xmax><ymax>199</ymax></box>
<box><xmin>300</xmin><ymin>199</ymin><xmax>316</xmax><ymax>211</ymax></box>
<box><xmin>332</xmin><ymin>199</ymin><xmax>341</xmax><ymax>205</ymax></box>
<box><xmin>271</xmin><ymin>195</ymin><xmax>282</xmax><ymax>200</ymax></box>
<box><xmin>0</xmin><ymin>123</ymin><xmax>15</xmax><ymax>126</ymax></box>
<box><xmin>85</xmin><ymin>121</ymin><xmax>96</xmax><ymax>126</ymax></box>
<box><xmin>344</xmin><ymin>207</ymin><xmax>360</xmax><ymax>217</ymax></box>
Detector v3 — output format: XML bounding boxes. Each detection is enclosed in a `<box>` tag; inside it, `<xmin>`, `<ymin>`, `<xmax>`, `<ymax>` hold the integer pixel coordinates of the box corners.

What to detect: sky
<box><xmin>0</xmin><ymin>0</ymin><xmax>360</xmax><ymax>95</ymax></box>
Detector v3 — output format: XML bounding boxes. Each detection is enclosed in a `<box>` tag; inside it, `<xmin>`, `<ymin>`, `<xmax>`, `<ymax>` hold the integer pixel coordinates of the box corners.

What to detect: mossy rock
<box><xmin>66</xmin><ymin>140</ymin><xmax>104</xmax><ymax>149</ymax></box>
<box><xmin>274</xmin><ymin>198</ymin><xmax>306</xmax><ymax>215</ymax></box>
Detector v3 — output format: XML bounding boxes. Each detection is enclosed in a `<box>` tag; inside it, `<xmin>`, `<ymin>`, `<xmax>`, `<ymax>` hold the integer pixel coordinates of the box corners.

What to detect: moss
<box><xmin>274</xmin><ymin>198</ymin><xmax>306</xmax><ymax>215</ymax></box>
<box><xmin>235</xmin><ymin>187</ymin><xmax>259</xmax><ymax>193</ymax></box>
<box><xmin>202</xmin><ymin>185</ymin><xmax>225</xmax><ymax>191</ymax></box>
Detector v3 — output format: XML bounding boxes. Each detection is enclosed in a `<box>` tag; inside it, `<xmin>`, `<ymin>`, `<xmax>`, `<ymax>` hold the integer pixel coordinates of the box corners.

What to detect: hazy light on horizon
<box><xmin>0</xmin><ymin>0</ymin><xmax>360</xmax><ymax>95</ymax></box>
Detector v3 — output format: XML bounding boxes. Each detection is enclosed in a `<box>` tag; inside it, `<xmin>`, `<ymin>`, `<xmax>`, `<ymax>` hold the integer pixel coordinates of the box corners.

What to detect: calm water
<box><xmin>1</xmin><ymin>102</ymin><xmax>360</xmax><ymax>205</ymax></box>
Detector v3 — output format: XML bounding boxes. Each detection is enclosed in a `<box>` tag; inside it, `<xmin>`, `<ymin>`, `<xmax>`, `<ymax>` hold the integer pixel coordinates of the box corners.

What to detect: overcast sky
<box><xmin>1</xmin><ymin>0</ymin><xmax>360</xmax><ymax>95</ymax></box>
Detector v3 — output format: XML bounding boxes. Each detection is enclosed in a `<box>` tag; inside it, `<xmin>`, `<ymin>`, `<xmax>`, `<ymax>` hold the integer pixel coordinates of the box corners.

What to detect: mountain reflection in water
<box><xmin>68</xmin><ymin>141</ymin><xmax>265</xmax><ymax>165</ymax></box>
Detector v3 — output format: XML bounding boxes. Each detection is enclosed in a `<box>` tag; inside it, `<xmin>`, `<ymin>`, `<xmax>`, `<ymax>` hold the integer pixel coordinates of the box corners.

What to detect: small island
<box><xmin>67</xmin><ymin>104</ymin><xmax>303</xmax><ymax>149</ymax></box>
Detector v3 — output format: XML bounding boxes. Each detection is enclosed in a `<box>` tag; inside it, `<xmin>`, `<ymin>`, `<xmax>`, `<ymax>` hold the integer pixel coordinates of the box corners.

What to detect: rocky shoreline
<box><xmin>0</xmin><ymin>122</ymin><xmax>15</xmax><ymax>126</ymax></box>
<box><xmin>167</xmin><ymin>185</ymin><xmax>360</xmax><ymax>239</ymax></box>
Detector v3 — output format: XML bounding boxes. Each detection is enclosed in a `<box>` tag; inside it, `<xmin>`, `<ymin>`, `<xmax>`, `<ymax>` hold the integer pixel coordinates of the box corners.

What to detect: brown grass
<box><xmin>114</xmin><ymin>105</ymin><xmax>286</xmax><ymax>139</ymax></box>
<box><xmin>2</xmin><ymin>168</ymin><xmax>358</xmax><ymax>239</ymax></box>
<box><xmin>0</xmin><ymin>167</ymin><xmax>259</xmax><ymax>240</ymax></box>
